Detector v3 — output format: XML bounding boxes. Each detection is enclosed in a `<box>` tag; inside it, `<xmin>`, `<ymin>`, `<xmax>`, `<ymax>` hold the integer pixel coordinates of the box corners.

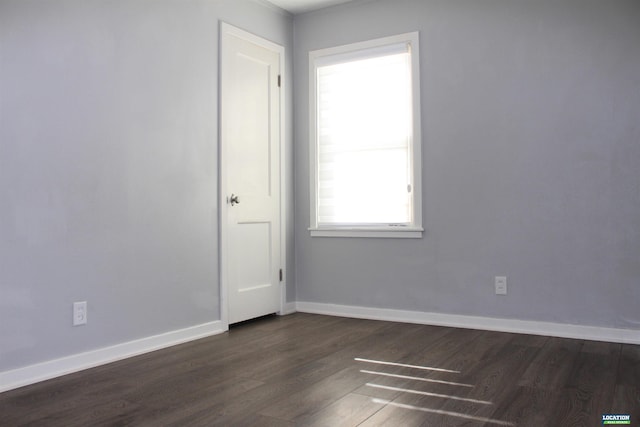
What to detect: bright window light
<box><xmin>354</xmin><ymin>357</ymin><xmax>460</xmax><ymax>373</ymax></box>
<box><xmin>309</xmin><ymin>32</ymin><xmax>422</xmax><ymax>238</ymax></box>
<box><xmin>317</xmin><ymin>50</ymin><xmax>411</xmax><ymax>224</ymax></box>
<box><xmin>359</xmin><ymin>369</ymin><xmax>474</xmax><ymax>387</ymax></box>
<box><xmin>371</xmin><ymin>399</ymin><xmax>515</xmax><ymax>426</ymax></box>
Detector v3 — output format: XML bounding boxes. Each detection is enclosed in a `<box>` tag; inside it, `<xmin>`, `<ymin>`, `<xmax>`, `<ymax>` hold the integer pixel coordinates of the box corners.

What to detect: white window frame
<box><xmin>308</xmin><ymin>32</ymin><xmax>423</xmax><ymax>238</ymax></box>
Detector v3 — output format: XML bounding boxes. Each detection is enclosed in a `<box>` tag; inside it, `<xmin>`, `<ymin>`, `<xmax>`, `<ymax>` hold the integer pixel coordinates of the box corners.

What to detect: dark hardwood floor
<box><xmin>1</xmin><ymin>313</ymin><xmax>638</xmax><ymax>426</ymax></box>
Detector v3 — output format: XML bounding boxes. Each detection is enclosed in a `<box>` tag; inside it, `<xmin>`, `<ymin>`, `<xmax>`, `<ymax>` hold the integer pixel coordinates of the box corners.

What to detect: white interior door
<box><xmin>220</xmin><ymin>23</ymin><xmax>283</xmax><ymax>325</ymax></box>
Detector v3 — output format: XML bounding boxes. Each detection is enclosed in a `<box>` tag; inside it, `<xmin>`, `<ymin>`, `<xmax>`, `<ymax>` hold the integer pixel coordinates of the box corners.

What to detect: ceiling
<box><xmin>266</xmin><ymin>0</ymin><xmax>356</xmax><ymax>14</ymax></box>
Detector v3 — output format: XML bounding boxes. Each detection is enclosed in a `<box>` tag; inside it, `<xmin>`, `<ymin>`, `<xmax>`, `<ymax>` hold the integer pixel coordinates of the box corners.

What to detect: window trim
<box><xmin>308</xmin><ymin>32</ymin><xmax>423</xmax><ymax>238</ymax></box>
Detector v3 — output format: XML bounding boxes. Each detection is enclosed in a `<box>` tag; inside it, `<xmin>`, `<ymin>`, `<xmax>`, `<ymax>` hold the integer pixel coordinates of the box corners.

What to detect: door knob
<box><xmin>230</xmin><ymin>194</ymin><xmax>240</xmax><ymax>206</ymax></box>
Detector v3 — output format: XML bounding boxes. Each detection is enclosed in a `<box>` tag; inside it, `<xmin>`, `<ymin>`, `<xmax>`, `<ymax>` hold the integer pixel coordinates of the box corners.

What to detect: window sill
<box><xmin>309</xmin><ymin>227</ymin><xmax>423</xmax><ymax>239</ymax></box>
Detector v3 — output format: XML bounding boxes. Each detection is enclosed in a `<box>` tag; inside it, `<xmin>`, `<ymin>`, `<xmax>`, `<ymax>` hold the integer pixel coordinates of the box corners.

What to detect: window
<box><xmin>309</xmin><ymin>32</ymin><xmax>422</xmax><ymax>238</ymax></box>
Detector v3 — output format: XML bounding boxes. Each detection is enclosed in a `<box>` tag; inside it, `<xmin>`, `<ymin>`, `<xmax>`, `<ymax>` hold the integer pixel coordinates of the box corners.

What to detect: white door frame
<box><xmin>219</xmin><ymin>22</ymin><xmax>287</xmax><ymax>330</ymax></box>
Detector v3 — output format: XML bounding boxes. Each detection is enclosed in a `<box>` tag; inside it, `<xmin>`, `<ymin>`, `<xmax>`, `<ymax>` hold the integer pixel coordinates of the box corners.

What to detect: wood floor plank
<box><xmin>356</xmin><ymin>399</ymin><xmax>441</xmax><ymax>427</ymax></box>
<box><xmin>258</xmin><ymin>366</ymin><xmax>369</xmax><ymax>421</ymax></box>
<box><xmin>261</xmin><ymin>321</ymin><xmax>439</xmax><ymax>402</ymax></box>
<box><xmin>353</xmin><ymin>327</ymin><xmax>495</xmax><ymax>402</ymax></box>
<box><xmin>0</xmin><ymin>313</ymin><xmax>636</xmax><ymax>427</ymax></box>
<box><xmin>299</xmin><ymin>392</ymin><xmax>385</xmax><ymax>427</ymax></box>
<box><xmin>119</xmin><ymin>375</ymin><xmax>265</xmax><ymax>425</ymax></box>
<box><xmin>547</xmin><ymin>341</ymin><xmax>621</xmax><ymax>427</ymax></box>
<box><xmin>488</xmin><ymin>385</ymin><xmax>560</xmax><ymax>427</ymax></box>
<box><xmin>240</xmin><ymin>317</ymin><xmax>388</xmax><ymax>382</ymax></box>
<box><xmin>384</xmin><ymin>338</ymin><xmax>540</xmax><ymax>426</ymax></box>
<box><xmin>617</xmin><ymin>344</ymin><xmax>640</xmax><ymax>387</ymax></box>
<box><xmin>609</xmin><ymin>344</ymin><xmax>640</xmax><ymax>425</ymax></box>
<box><xmin>0</xmin><ymin>369</ymin><xmax>135</xmax><ymax>426</ymax></box>
<box><xmin>362</xmin><ymin>328</ymin><xmax>514</xmax><ymax>404</ymax></box>
<box><xmin>610</xmin><ymin>385</ymin><xmax>640</xmax><ymax>427</ymax></box>
<box><xmin>517</xmin><ymin>336</ymin><xmax>582</xmax><ymax>390</ymax></box>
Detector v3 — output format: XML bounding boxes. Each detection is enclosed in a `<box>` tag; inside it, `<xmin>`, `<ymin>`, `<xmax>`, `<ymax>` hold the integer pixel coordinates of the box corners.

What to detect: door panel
<box><xmin>234</xmin><ymin>222</ymin><xmax>271</xmax><ymax>292</ymax></box>
<box><xmin>221</xmin><ymin>23</ymin><xmax>282</xmax><ymax>325</ymax></box>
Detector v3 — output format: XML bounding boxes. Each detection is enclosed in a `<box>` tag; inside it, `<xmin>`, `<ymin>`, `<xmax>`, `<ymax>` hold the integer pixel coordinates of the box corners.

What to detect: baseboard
<box><xmin>295</xmin><ymin>302</ymin><xmax>640</xmax><ymax>345</ymax></box>
<box><xmin>0</xmin><ymin>321</ymin><xmax>226</xmax><ymax>393</ymax></box>
<box><xmin>3</xmin><ymin>305</ymin><xmax>637</xmax><ymax>394</ymax></box>
<box><xmin>279</xmin><ymin>301</ymin><xmax>297</xmax><ymax>315</ymax></box>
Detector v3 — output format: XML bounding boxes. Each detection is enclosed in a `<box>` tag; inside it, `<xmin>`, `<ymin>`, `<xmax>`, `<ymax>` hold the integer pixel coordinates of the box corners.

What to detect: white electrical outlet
<box><xmin>73</xmin><ymin>301</ymin><xmax>87</xmax><ymax>326</ymax></box>
<box><xmin>495</xmin><ymin>276</ymin><xmax>507</xmax><ymax>295</ymax></box>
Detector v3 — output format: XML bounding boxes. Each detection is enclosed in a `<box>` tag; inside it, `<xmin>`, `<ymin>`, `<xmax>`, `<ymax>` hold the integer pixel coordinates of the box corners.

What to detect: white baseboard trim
<box><xmin>0</xmin><ymin>321</ymin><xmax>225</xmax><ymax>393</ymax></box>
<box><xmin>295</xmin><ymin>302</ymin><xmax>640</xmax><ymax>345</ymax></box>
<box><xmin>279</xmin><ymin>302</ymin><xmax>297</xmax><ymax>315</ymax></box>
<box><xmin>3</xmin><ymin>304</ymin><xmax>637</xmax><ymax>394</ymax></box>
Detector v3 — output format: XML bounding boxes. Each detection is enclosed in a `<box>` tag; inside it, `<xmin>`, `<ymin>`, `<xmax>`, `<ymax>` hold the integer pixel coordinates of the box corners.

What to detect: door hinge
<box><xmin>279</xmin><ymin>268</ymin><xmax>283</xmax><ymax>282</ymax></box>
<box><xmin>277</xmin><ymin>74</ymin><xmax>281</xmax><ymax>88</ymax></box>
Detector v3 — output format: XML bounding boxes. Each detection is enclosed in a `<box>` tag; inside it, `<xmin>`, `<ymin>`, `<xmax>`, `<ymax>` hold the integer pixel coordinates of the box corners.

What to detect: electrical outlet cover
<box><xmin>73</xmin><ymin>301</ymin><xmax>87</xmax><ymax>326</ymax></box>
<box><xmin>495</xmin><ymin>276</ymin><xmax>507</xmax><ymax>295</ymax></box>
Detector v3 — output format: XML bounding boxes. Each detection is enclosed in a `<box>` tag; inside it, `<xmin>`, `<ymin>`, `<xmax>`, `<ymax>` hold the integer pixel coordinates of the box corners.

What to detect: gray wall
<box><xmin>293</xmin><ymin>0</ymin><xmax>640</xmax><ymax>329</ymax></box>
<box><xmin>0</xmin><ymin>0</ymin><xmax>293</xmax><ymax>372</ymax></box>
